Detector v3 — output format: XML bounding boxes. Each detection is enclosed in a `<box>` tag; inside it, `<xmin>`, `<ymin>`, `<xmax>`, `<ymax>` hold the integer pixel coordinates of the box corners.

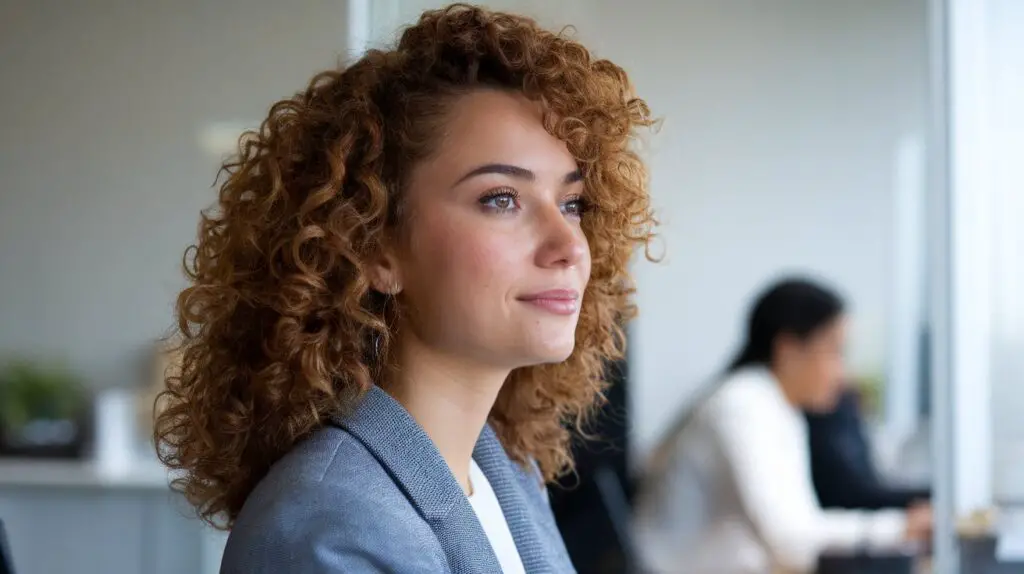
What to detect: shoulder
<box><xmin>704</xmin><ymin>367</ymin><xmax>783</xmax><ymax>415</ymax></box>
<box><xmin>696</xmin><ymin>368</ymin><xmax>797</xmax><ymax>443</ymax></box>
<box><xmin>221</xmin><ymin>425</ymin><xmax>447</xmax><ymax>573</ymax></box>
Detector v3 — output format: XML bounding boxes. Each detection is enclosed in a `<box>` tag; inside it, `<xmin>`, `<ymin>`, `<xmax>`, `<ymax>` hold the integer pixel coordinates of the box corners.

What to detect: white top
<box><xmin>633</xmin><ymin>367</ymin><xmax>907</xmax><ymax>574</ymax></box>
<box><xmin>468</xmin><ymin>459</ymin><xmax>527</xmax><ymax>574</ymax></box>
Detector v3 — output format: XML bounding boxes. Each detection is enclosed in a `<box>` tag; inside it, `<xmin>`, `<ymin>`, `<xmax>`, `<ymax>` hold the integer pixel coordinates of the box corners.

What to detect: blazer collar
<box><xmin>473</xmin><ymin>423</ymin><xmax>548</xmax><ymax>571</ymax></box>
<box><xmin>330</xmin><ymin>385</ymin><xmax>557</xmax><ymax>573</ymax></box>
<box><xmin>329</xmin><ymin>385</ymin><xmax>462</xmax><ymax>520</ymax></box>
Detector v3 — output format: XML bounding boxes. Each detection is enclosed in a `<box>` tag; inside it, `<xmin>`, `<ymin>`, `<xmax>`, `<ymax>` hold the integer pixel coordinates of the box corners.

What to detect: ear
<box><xmin>366</xmin><ymin>244</ymin><xmax>404</xmax><ymax>296</ymax></box>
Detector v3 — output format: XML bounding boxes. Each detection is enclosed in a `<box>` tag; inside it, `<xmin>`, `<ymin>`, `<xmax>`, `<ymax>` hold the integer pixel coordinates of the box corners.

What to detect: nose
<box><xmin>534</xmin><ymin>205</ymin><xmax>587</xmax><ymax>269</ymax></box>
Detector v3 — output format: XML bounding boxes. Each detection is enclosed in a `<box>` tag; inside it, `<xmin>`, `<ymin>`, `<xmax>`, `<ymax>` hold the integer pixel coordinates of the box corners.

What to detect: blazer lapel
<box><xmin>473</xmin><ymin>425</ymin><xmax>571</xmax><ymax>573</ymax></box>
<box><xmin>330</xmin><ymin>386</ymin><xmax>501</xmax><ymax>574</ymax></box>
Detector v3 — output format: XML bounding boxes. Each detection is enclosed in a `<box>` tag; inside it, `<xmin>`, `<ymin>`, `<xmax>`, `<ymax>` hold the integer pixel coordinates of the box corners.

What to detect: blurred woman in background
<box><xmin>633</xmin><ymin>278</ymin><xmax>932</xmax><ymax>573</ymax></box>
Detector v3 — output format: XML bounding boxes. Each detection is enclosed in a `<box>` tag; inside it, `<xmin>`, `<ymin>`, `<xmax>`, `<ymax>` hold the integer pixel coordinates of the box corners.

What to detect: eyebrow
<box><xmin>454</xmin><ymin>163</ymin><xmax>583</xmax><ymax>186</ymax></box>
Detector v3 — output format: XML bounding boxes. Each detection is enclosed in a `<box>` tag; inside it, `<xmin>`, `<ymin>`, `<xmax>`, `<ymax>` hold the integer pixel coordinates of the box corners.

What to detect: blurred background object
<box><xmin>549</xmin><ymin>359</ymin><xmax>633</xmax><ymax>574</ymax></box>
<box><xmin>138</xmin><ymin>340</ymin><xmax>180</xmax><ymax>439</ymax></box>
<box><xmin>0</xmin><ymin>360</ymin><xmax>88</xmax><ymax>459</ymax></box>
<box><xmin>0</xmin><ymin>519</ymin><xmax>13</xmax><ymax>574</ymax></box>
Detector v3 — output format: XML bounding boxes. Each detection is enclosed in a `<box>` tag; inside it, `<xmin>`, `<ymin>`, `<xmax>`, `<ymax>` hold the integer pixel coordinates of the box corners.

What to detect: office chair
<box><xmin>593</xmin><ymin>465</ymin><xmax>646</xmax><ymax>573</ymax></box>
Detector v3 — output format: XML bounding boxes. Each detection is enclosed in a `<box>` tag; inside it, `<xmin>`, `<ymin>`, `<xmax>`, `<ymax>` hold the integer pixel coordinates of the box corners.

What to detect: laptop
<box><xmin>0</xmin><ymin>519</ymin><xmax>14</xmax><ymax>574</ymax></box>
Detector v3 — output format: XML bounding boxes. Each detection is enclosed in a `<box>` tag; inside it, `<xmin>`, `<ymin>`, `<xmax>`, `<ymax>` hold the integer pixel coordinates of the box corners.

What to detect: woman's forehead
<box><xmin>428</xmin><ymin>91</ymin><xmax>575</xmax><ymax>172</ymax></box>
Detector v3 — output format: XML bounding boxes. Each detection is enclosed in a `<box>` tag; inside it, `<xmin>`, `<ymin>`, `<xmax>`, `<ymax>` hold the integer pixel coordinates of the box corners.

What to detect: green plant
<box><xmin>0</xmin><ymin>360</ymin><xmax>86</xmax><ymax>431</ymax></box>
<box><xmin>852</xmin><ymin>371</ymin><xmax>885</xmax><ymax>419</ymax></box>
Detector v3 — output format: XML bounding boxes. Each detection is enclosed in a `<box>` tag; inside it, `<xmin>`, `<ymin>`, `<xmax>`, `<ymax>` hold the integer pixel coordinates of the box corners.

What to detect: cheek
<box><xmin>408</xmin><ymin>214</ymin><xmax>524</xmax><ymax>300</ymax></box>
<box><xmin>827</xmin><ymin>354</ymin><xmax>845</xmax><ymax>378</ymax></box>
<box><xmin>817</xmin><ymin>358</ymin><xmax>844</xmax><ymax>393</ymax></box>
<box><xmin>580</xmin><ymin>233</ymin><xmax>593</xmax><ymax>281</ymax></box>
<box><xmin>800</xmin><ymin>357</ymin><xmax>828</xmax><ymax>391</ymax></box>
<box><xmin>816</xmin><ymin>359</ymin><xmax>835</xmax><ymax>383</ymax></box>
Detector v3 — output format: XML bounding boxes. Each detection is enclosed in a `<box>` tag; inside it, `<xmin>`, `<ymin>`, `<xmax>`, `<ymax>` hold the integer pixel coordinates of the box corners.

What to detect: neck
<box><xmin>384</xmin><ymin>334</ymin><xmax>510</xmax><ymax>495</ymax></box>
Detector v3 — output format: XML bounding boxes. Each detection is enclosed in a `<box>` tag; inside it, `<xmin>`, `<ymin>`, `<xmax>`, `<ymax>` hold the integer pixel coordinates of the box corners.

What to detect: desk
<box><xmin>0</xmin><ymin>457</ymin><xmax>225</xmax><ymax>574</ymax></box>
<box><xmin>815</xmin><ymin>508</ymin><xmax>1024</xmax><ymax>573</ymax></box>
<box><xmin>0</xmin><ymin>457</ymin><xmax>171</xmax><ymax>489</ymax></box>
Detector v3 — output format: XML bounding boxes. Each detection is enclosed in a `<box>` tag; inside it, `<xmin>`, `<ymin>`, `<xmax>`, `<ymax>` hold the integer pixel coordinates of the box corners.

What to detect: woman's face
<box><xmin>778</xmin><ymin>316</ymin><xmax>848</xmax><ymax>411</ymax></box>
<box><xmin>377</xmin><ymin>89</ymin><xmax>591</xmax><ymax>370</ymax></box>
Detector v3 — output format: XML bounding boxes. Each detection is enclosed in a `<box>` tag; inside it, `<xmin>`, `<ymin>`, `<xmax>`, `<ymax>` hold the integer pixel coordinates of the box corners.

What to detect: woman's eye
<box><xmin>479</xmin><ymin>189</ymin><xmax>520</xmax><ymax>212</ymax></box>
<box><xmin>561</xmin><ymin>197</ymin><xmax>589</xmax><ymax>218</ymax></box>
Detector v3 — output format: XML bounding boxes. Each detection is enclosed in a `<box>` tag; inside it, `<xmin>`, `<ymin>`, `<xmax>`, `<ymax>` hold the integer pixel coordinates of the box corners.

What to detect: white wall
<box><xmin>372</xmin><ymin>0</ymin><xmax>930</xmax><ymax>455</ymax></box>
<box><xmin>0</xmin><ymin>0</ymin><xmax>348</xmax><ymax>388</ymax></box>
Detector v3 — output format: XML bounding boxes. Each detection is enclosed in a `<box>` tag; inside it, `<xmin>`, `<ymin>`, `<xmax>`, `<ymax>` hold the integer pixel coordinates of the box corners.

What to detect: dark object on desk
<box><xmin>0</xmin><ymin>415</ymin><xmax>90</xmax><ymax>460</ymax></box>
<box><xmin>0</xmin><ymin>519</ymin><xmax>15</xmax><ymax>574</ymax></box>
<box><xmin>805</xmin><ymin>388</ymin><xmax>930</xmax><ymax>510</ymax></box>
<box><xmin>960</xmin><ymin>534</ymin><xmax>1024</xmax><ymax>574</ymax></box>
<box><xmin>816</xmin><ymin>552</ymin><xmax>915</xmax><ymax>574</ymax></box>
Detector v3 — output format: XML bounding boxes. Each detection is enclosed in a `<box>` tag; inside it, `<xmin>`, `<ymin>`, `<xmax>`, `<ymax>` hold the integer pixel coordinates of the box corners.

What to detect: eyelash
<box><xmin>478</xmin><ymin>188</ymin><xmax>590</xmax><ymax>218</ymax></box>
<box><xmin>479</xmin><ymin>188</ymin><xmax>520</xmax><ymax>212</ymax></box>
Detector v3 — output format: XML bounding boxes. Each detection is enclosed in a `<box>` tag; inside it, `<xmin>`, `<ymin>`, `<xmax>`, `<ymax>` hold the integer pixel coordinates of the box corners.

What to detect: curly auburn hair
<box><xmin>155</xmin><ymin>2</ymin><xmax>656</xmax><ymax>528</ymax></box>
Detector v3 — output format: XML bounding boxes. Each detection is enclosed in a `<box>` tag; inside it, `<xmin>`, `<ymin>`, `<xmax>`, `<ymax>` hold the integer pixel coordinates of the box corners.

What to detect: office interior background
<box><xmin>0</xmin><ymin>0</ymin><xmax>1021</xmax><ymax>572</ymax></box>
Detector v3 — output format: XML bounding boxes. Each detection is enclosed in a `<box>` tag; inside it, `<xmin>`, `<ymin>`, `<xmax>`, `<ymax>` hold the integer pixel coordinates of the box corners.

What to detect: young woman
<box><xmin>154</xmin><ymin>4</ymin><xmax>656</xmax><ymax>573</ymax></box>
<box><xmin>633</xmin><ymin>278</ymin><xmax>932</xmax><ymax>573</ymax></box>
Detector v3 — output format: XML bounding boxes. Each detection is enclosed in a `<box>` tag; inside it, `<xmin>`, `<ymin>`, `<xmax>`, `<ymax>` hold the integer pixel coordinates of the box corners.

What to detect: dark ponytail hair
<box><xmin>641</xmin><ymin>277</ymin><xmax>845</xmax><ymax>486</ymax></box>
<box><xmin>727</xmin><ymin>277</ymin><xmax>845</xmax><ymax>372</ymax></box>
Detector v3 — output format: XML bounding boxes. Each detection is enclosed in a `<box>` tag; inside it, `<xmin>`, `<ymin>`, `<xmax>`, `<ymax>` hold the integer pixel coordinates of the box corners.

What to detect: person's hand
<box><xmin>904</xmin><ymin>500</ymin><xmax>933</xmax><ymax>543</ymax></box>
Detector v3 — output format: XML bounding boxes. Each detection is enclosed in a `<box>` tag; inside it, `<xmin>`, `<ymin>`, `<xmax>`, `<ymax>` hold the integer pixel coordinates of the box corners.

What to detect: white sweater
<box><xmin>633</xmin><ymin>367</ymin><xmax>907</xmax><ymax>574</ymax></box>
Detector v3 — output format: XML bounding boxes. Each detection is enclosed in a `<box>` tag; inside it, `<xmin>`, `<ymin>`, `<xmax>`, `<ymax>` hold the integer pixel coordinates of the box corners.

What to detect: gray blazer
<box><xmin>220</xmin><ymin>385</ymin><xmax>576</xmax><ymax>573</ymax></box>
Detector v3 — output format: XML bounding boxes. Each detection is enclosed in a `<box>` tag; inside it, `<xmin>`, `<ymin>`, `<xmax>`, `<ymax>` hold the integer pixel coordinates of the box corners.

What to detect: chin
<box><xmin>523</xmin><ymin>341</ymin><xmax>577</xmax><ymax>366</ymax></box>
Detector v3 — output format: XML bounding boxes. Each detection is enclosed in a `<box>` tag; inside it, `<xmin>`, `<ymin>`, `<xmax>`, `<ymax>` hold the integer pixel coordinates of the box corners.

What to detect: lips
<box><xmin>516</xmin><ymin>289</ymin><xmax>580</xmax><ymax>316</ymax></box>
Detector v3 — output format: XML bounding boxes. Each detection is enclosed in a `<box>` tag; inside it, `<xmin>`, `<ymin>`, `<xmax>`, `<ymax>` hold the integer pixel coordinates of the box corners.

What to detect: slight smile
<box><xmin>516</xmin><ymin>289</ymin><xmax>580</xmax><ymax>316</ymax></box>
